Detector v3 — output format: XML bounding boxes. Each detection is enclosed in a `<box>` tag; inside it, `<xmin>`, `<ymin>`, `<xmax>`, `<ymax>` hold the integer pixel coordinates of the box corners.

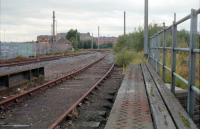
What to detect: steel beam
<box><xmin>162</xmin><ymin>23</ymin><xmax>166</xmax><ymax>82</ymax></box>
<box><xmin>171</xmin><ymin>13</ymin><xmax>177</xmax><ymax>94</ymax></box>
<box><xmin>187</xmin><ymin>9</ymin><xmax>197</xmax><ymax>118</ymax></box>
<box><xmin>144</xmin><ymin>0</ymin><xmax>148</xmax><ymax>55</ymax></box>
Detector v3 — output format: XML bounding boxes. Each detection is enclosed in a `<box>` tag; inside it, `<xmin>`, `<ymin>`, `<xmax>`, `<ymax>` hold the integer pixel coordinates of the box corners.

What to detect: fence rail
<box><xmin>148</xmin><ymin>8</ymin><xmax>200</xmax><ymax>119</ymax></box>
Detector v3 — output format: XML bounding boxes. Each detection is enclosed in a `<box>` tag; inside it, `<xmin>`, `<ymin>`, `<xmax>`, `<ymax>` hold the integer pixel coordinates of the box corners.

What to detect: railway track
<box><xmin>0</xmin><ymin>51</ymin><xmax>92</xmax><ymax>67</ymax></box>
<box><xmin>0</xmin><ymin>52</ymin><xmax>103</xmax><ymax>98</ymax></box>
<box><xmin>0</xmin><ymin>54</ymin><xmax>117</xmax><ymax>129</ymax></box>
<box><xmin>0</xmin><ymin>55</ymin><xmax>105</xmax><ymax>109</ymax></box>
<box><xmin>57</xmin><ymin>67</ymin><xmax>123</xmax><ymax>129</ymax></box>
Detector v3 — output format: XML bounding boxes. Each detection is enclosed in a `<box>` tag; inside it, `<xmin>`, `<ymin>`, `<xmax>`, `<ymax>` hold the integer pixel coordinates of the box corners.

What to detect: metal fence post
<box><xmin>155</xmin><ymin>35</ymin><xmax>158</xmax><ymax>73</ymax></box>
<box><xmin>152</xmin><ymin>38</ymin><xmax>154</xmax><ymax>69</ymax></box>
<box><xmin>149</xmin><ymin>38</ymin><xmax>152</xmax><ymax>64</ymax></box>
<box><xmin>154</xmin><ymin>37</ymin><xmax>157</xmax><ymax>70</ymax></box>
<box><xmin>151</xmin><ymin>38</ymin><xmax>153</xmax><ymax>65</ymax></box>
<box><xmin>171</xmin><ymin>13</ymin><xmax>177</xmax><ymax>94</ymax></box>
<box><xmin>153</xmin><ymin>37</ymin><xmax>156</xmax><ymax>69</ymax></box>
<box><xmin>162</xmin><ymin>23</ymin><xmax>166</xmax><ymax>82</ymax></box>
<box><xmin>157</xmin><ymin>35</ymin><xmax>160</xmax><ymax>75</ymax></box>
<box><xmin>187</xmin><ymin>9</ymin><xmax>197</xmax><ymax>118</ymax></box>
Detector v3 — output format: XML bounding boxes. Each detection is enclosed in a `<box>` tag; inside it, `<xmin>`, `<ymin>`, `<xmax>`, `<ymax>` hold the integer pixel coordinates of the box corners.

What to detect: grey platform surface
<box><xmin>104</xmin><ymin>64</ymin><xmax>154</xmax><ymax>129</ymax></box>
<box><xmin>104</xmin><ymin>64</ymin><xmax>198</xmax><ymax>129</ymax></box>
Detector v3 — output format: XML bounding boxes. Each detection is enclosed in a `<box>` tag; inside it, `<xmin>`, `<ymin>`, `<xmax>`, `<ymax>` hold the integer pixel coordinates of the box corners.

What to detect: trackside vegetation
<box><xmin>114</xmin><ymin>24</ymin><xmax>161</xmax><ymax>67</ymax></box>
<box><xmin>113</xmin><ymin>24</ymin><xmax>199</xmax><ymax>89</ymax></box>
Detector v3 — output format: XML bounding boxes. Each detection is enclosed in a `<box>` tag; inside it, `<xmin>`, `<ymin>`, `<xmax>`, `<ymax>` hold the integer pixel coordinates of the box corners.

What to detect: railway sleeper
<box><xmin>58</xmin><ymin>67</ymin><xmax>123</xmax><ymax>129</ymax></box>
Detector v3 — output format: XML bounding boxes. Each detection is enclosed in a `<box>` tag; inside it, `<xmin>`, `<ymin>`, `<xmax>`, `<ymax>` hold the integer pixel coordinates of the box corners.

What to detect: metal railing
<box><xmin>148</xmin><ymin>8</ymin><xmax>200</xmax><ymax>118</ymax></box>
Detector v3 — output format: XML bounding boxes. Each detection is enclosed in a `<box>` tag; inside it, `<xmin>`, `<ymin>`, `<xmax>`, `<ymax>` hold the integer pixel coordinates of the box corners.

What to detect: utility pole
<box><xmin>98</xmin><ymin>26</ymin><xmax>100</xmax><ymax>49</ymax></box>
<box><xmin>144</xmin><ymin>0</ymin><xmax>148</xmax><ymax>55</ymax></box>
<box><xmin>55</xmin><ymin>20</ymin><xmax>58</xmax><ymax>40</ymax></box>
<box><xmin>52</xmin><ymin>11</ymin><xmax>56</xmax><ymax>43</ymax></box>
<box><xmin>76</xmin><ymin>30</ymin><xmax>78</xmax><ymax>49</ymax></box>
<box><xmin>124</xmin><ymin>11</ymin><xmax>126</xmax><ymax>35</ymax></box>
<box><xmin>91</xmin><ymin>33</ymin><xmax>94</xmax><ymax>49</ymax></box>
<box><xmin>50</xmin><ymin>11</ymin><xmax>56</xmax><ymax>53</ymax></box>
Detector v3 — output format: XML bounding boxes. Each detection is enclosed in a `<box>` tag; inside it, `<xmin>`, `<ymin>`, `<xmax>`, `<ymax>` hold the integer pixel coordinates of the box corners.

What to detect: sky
<box><xmin>0</xmin><ymin>0</ymin><xmax>199</xmax><ymax>42</ymax></box>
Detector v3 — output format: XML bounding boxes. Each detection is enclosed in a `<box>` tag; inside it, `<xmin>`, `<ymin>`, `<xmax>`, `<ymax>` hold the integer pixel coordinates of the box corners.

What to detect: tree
<box><xmin>66</xmin><ymin>29</ymin><xmax>80</xmax><ymax>50</ymax></box>
<box><xmin>114</xmin><ymin>24</ymin><xmax>162</xmax><ymax>53</ymax></box>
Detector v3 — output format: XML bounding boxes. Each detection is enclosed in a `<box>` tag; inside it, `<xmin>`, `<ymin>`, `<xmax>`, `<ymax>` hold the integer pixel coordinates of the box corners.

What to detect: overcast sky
<box><xmin>0</xmin><ymin>0</ymin><xmax>199</xmax><ymax>42</ymax></box>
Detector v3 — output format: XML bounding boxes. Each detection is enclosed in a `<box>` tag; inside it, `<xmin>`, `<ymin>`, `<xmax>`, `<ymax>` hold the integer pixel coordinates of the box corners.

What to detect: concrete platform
<box><xmin>0</xmin><ymin>67</ymin><xmax>44</xmax><ymax>89</ymax></box>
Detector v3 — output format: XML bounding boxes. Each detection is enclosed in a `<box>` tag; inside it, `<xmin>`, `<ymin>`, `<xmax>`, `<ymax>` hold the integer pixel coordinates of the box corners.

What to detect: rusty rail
<box><xmin>47</xmin><ymin>63</ymin><xmax>114</xmax><ymax>129</ymax></box>
<box><xmin>0</xmin><ymin>52</ymin><xmax>92</xmax><ymax>67</ymax></box>
<box><xmin>0</xmin><ymin>55</ymin><xmax>105</xmax><ymax>109</ymax></box>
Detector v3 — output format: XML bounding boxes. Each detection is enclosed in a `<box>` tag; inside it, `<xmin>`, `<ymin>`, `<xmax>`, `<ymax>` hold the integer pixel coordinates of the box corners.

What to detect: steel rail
<box><xmin>47</xmin><ymin>63</ymin><xmax>115</xmax><ymax>129</ymax></box>
<box><xmin>0</xmin><ymin>52</ymin><xmax>92</xmax><ymax>67</ymax></box>
<box><xmin>0</xmin><ymin>55</ymin><xmax>105</xmax><ymax>109</ymax></box>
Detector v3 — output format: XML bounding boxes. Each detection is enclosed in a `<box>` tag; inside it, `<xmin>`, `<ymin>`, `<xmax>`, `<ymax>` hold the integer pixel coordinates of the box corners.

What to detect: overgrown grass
<box><xmin>160</xmin><ymin>68</ymin><xmax>188</xmax><ymax>89</ymax></box>
<box><xmin>159</xmin><ymin>52</ymin><xmax>200</xmax><ymax>89</ymax></box>
<box><xmin>114</xmin><ymin>49</ymin><xmax>146</xmax><ymax>73</ymax></box>
<box><xmin>131</xmin><ymin>51</ymin><xmax>147</xmax><ymax>64</ymax></box>
<box><xmin>113</xmin><ymin>24</ymin><xmax>199</xmax><ymax>89</ymax></box>
<box><xmin>115</xmin><ymin>50</ymin><xmax>134</xmax><ymax>67</ymax></box>
<box><xmin>114</xmin><ymin>49</ymin><xmax>199</xmax><ymax>89</ymax></box>
<box><xmin>114</xmin><ymin>49</ymin><xmax>146</xmax><ymax>68</ymax></box>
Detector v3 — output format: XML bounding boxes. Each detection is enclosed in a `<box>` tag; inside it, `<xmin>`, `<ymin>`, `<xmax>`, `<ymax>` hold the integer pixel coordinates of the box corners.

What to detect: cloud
<box><xmin>0</xmin><ymin>0</ymin><xmax>199</xmax><ymax>41</ymax></box>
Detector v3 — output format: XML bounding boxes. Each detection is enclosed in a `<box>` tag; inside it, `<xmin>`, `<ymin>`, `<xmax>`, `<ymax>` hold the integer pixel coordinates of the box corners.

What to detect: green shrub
<box><xmin>115</xmin><ymin>49</ymin><xmax>134</xmax><ymax>67</ymax></box>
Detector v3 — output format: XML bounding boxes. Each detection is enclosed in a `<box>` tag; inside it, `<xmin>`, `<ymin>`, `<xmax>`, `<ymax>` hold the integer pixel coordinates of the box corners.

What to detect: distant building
<box><xmin>56</xmin><ymin>33</ymin><xmax>67</xmax><ymax>40</ymax></box>
<box><xmin>52</xmin><ymin>37</ymin><xmax>72</xmax><ymax>51</ymax></box>
<box><xmin>37</xmin><ymin>33</ymin><xmax>117</xmax><ymax>49</ymax></box>
<box><xmin>56</xmin><ymin>37</ymin><xmax>71</xmax><ymax>45</ymax></box>
<box><xmin>80</xmin><ymin>33</ymin><xmax>92</xmax><ymax>41</ymax></box>
<box><xmin>96</xmin><ymin>36</ymin><xmax>118</xmax><ymax>45</ymax></box>
<box><xmin>37</xmin><ymin>33</ymin><xmax>68</xmax><ymax>44</ymax></box>
<box><xmin>37</xmin><ymin>35</ymin><xmax>52</xmax><ymax>43</ymax></box>
<box><xmin>37</xmin><ymin>33</ymin><xmax>72</xmax><ymax>51</ymax></box>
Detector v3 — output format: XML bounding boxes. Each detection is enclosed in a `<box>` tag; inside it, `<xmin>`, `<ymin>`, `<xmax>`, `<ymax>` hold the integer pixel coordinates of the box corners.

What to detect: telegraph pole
<box><xmin>91</xmin><ymin>33</ymin><xmax>94</xmax><ymax>49</ymax></box>
<box><xmin>76</xmin><ymin>30</ymin><xmax>78</xmax><ymax>49</ymax></box>
<box><xmin>144</xmin><ymin>0</ymin><xmax>148</xmax><ymax>55</ymax></box>
<box><xmin>124</xmin><ymin>11</ymin><xmax>126</xmax><ymax>35</ymax></box>
<box><xmin>50</xmin><ymin>11</ymin><xmax>56</xmax><ymax>53</ymax></box>
<box><xmin>52</xmin><ymin>11</ymin><xmax>56</xmax><ymax>43</ymax></box>
<box><xmin>98</xmin><ymin>26</ymin><xmax>100</xmax><ymax>49</ymax></box>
